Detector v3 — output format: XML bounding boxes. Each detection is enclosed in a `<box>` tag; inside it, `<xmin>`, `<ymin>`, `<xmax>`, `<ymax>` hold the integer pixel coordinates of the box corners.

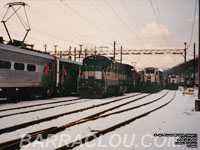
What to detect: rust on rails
<box><xmin>0</xmin><ymin>93</ymin><xmax>142</xmax><ymax>135</ymax></box>
<box><xmin>56</xmin><ymin>91</ymin><xmax>176</xmax><ymax>150</ymax></box>
<box><xmin>0</xmin><ymin>92</ymin><xmax>172</xmax><ymax>150</ymax></box>
<box><xmin>0</xmin><ymin>99</ymin><xmax>91</xmax><ymax>119</ymax></box>
<box><xmin>0</xmin><ymin>98</ymin><xmax>82</xmax><ymax>112</ymax></box>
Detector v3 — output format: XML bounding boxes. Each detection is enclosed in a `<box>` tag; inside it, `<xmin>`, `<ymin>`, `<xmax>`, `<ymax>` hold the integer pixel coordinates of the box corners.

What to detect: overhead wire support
<box><xmin>52</xmin><ymin>48</ymin><xmax>184</xmax><ymax>57</ymax></box>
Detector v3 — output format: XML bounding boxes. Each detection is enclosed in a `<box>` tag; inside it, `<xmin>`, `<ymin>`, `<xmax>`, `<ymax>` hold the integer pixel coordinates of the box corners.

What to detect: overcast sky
<box><xmin>0</xmin><ymin>0</ymin><xmax>199</xmax><ymax>70</ymax></box>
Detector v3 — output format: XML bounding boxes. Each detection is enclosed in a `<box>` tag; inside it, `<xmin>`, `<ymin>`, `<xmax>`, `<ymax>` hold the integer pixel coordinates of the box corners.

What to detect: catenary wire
<box><xmin>154</xmin><ymin>0</ymin><xmax>170</xmax><ymax>46</ymax></box>
<box><xmin>149</xmin><ymin>0</ymin><xmax>168</xmax><ymax>46</ymax></box>
<box><xmin>88</xmin><ymin>0</ymin><xmax>133</xmax><ymax>46</ymax></box>
<box><xmin>188</xmin><ymin>0</ymin><xmax>198</xmax><ymax>49</ymax></box>
<box><xmin>59</xmin><ymin>0</ymin><xmax>115</xmax><ymax>42</ymax></box>
<box><xmin>103</xmin><ymin>0</ymin><xmax>144</xmax><ymax>46</ymax></box>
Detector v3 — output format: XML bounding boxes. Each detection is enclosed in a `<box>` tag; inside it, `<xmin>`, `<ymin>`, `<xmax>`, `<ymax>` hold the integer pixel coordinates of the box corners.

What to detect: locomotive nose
<box><xmin>88</xmin><ymin>76</ymin><xmax>95</xmax><ymax>86</ymax></box>
<box><xmin>147</xmin><ymin>75</ymin><xmax>151</xmax><ymax>79</ymax></box>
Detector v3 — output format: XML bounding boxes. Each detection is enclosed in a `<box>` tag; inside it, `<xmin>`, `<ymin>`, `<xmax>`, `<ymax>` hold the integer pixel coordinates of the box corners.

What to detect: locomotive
<box><xmin>131</xmin><ymin>69</ymin><xmax>141</xmax><ymax>92</ymax></box>
<box><xmin>78</xmin><ymin>55</ymin><xmax>140</xmax><ymax>98</ymax></box>
<box><xmin>167</xmin><ymin>74</ymin><xmax>179</xmax><ymax>90</ymax></box>
<box><xmin>140</xmin><ymin>67</ymin><xmax>164</xmax><ymax>93</ymax></box>
<box><xmin>0</xmin><ymin>39</ymin><xmax>81</xmax><ymax>99</ymax></box>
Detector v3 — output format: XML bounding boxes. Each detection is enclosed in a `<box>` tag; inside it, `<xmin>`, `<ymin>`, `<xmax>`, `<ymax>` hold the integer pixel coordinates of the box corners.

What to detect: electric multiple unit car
<box><xmin>0</xmin><ymin>40</ymin><xmax>81</xmax><ymax>99</ymax></box>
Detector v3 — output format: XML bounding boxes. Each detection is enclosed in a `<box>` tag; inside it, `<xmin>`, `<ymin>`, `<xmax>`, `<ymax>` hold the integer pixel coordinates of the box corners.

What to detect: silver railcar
<box><xmin>0</xmin><ymin>43</ymin><xmax>81</xmax><ymax>99</ymax></box>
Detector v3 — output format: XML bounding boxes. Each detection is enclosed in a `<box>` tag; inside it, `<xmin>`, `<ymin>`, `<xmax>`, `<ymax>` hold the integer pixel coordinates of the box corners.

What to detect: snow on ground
<box><xmin>0</xmin><ymin>93</ymin><xmax>141</xmax><ymax>128</ymax></box>
<box><xmin>0</xmin><ymin>99</ymin><xmax>88</xmax><ymax>117</ymax></box>
<box><xmin>20</xmin><ymin>90</ymin><xmax>175</xmax><ymax>150</ymax></box>
<box><xmin>0</xmin><ymin>96</ymin><xmax>78</xmax><ymax>110</ymax></box>
<box><xmin>73</xmin><ymin>89</ymin><xmax>200</xmax><ymax>150</ymax></box>
<box><xmin>0</xmin><ymin>93</ymin><xmax>142</xmax><ymax>141</ymax></box>
<box><xmin>1</xmin><ymin>89</ymin><xmax>200</xmax><ymax>150</ymax></box>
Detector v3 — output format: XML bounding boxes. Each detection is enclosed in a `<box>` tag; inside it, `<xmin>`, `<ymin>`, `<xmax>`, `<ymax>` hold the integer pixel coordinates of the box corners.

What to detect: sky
<box><xmin>0</xmin><ymin>0</ymin><xmax>199</xmax><ymax>70</ymax></box>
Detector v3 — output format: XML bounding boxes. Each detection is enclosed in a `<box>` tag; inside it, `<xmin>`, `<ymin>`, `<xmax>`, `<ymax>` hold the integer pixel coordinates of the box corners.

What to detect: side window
<box><xmin>49</xmin><ymin>63</ymin><xmax>52</xmax><ymax>70</ymax></box>
<box><xmin>14</xmin><ymin>63</ymin><xmax>24</xmax><ymax>70</ymax></box>
<box><xmin>0</xmin><ymin>60</ymin><xmax>11</xmax><ymax>69</ymax></box>
<box><xmin>27</xmin><ymin>64</ymin><xmax>36</xmax><ymax>72</ymax></box>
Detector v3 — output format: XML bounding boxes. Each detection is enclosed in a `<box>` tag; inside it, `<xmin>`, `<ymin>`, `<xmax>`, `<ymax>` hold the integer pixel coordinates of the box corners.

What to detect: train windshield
<box><xmin>171</xmin><ymin>75</ymin><xmax>176</xmax><ymax>78</ymax></box>
<box><xmin>146</xmin><ymin>69</ymin><xmax>154</xmax><ymax>74</ymax></box>
<box><xmin>83</xmin><ymin>59</ymin><xmax>110</xmax><ymax>71</ymax></box>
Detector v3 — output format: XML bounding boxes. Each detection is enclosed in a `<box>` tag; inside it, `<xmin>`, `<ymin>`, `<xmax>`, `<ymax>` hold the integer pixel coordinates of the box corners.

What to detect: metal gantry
<box><xmin>49</xmin><ymin>48</ymin><xmax>185</xmax><ymax>59</ymax></box>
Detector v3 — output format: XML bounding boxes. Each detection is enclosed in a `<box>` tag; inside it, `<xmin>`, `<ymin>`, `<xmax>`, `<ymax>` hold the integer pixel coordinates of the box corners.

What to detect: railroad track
<box><xmin>0</xmin><ymin>99</ymin><xmax>91</xmax><ymax>119</ymax></box>
<box><xmin>0</xmin><ymin>98</ymin><xmax>82</xmax><ymax>112</ymax></box>
<box><xmin>0</xmin><ymin>92</ymin><xmax>170</xmax><ymax>150</ymax></box>
<box><xmin>0</xmin><ymin>93</ymin><xmax>142</xmax><ymax>135</ymax></box>
<box><xmin>0</xmin><ymin>93</ymin><xmax>80</xmax><ymax>105</ymax></box>
<box><xmin>56</xmin><ymin>91</ymin><xmax>176</xmax><ymax>150</ymax></box>
<box><xmin>0</xmin><ymin>93</ymin><xmax>146</xmax><ymax>150</ymax></box>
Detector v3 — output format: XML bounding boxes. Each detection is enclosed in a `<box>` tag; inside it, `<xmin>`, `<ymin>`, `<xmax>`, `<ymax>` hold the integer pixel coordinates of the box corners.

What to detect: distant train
<box><xmin>78</xmin><ymin>55</ymin><xmax>140</xmax><ymax>98</ymax></box>
<box><xmin>140</xmin><ymin>67</ymin><xmax>164</xmax><ymax>93</ymax></box>
<box><xmin>0</xmin><ymin>39</ymin><xmax>81</xmax><ymax>100</ymax></box>
<box><xmin>167</xmin><ymin>74</ymin><xmax>179</xmax><ymax>90</ymax></box>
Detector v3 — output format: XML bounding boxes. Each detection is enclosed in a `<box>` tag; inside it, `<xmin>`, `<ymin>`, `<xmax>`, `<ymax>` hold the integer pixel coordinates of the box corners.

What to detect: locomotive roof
<box><xmin>84</xmin><ymin>55</ymin><xmax>136</xmax><ymax>69</ymax></box>
<box><xmin>59</xmin><ymin>58</ymin><xmax>82</xmax><ymax>65</ymax></box>
<box><xmin>0</xmin><ymin>43</ymin><xmax>54</xmax><ymax>60</ymax></box>
<box><xmin>122</xmin><ymin>63</ymin><xmax>133</xmax><ymax>68</ymax></box>
<box><xmin>144</xmin><ymin>67</ymin><xmax>158</xmax><ymax>70</ymax></box>
<box><xmin>168</xmin><ymin>74</ymin><xmax>178</xmax><ymax>77</ymax></box>
<box><xmin>140</xmin><ymin>67</ymin><xmax>163</xmax><ymax>73</ymax></box>
<box><xmin>84</xmin><ymin>55</ymin><xmax>114</xmax><ymax>63</ymax></box>
<box><xmin>116</xmin><ymin>62</ymin><xmax>133</xmax><ymax>69</ymax></box>
<box><xmin>0</xmin><ymin>43</ymin><xmax>83</xmax><ymax>65</ymax></box>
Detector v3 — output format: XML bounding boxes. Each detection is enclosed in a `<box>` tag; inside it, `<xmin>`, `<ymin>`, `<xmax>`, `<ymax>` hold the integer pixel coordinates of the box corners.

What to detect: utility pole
<box><xmin>94</xmin><ymin>45</ymin><xmax>97</xmax><ymax>56</ymax></box>
<box><xmin>44</xmin><ymin>44</ymin><xmax>47</xmax><ymax>53</ymax></box>
<box><xmin>120</xmin><ymin>46</ymin><xmax>122</xmax><ymax>63</ymax></box>
<box><xmin>113</xmin><ymin>41</ymin><xmax>116</xmax><ymax>60</ymax></box>
<box><xmin>85</xmin><ymin>49</ymin><xmax>87</xmax><ymax>58</ymax></box>
<box><xmin>195</xmin><ymin>1</ymin><xmax>200</xmax><ymax>111</ymax></box>
<box><xmin>74</xmin><ymin>47</ymin><xmax>76</xmax><ymax>62</ymax></box>
<box><xmin>194</xmin><ymin>43</ymin><xmax>196</xmax><ymax>87</ymax></box>
<box><xmin>79</xmin><ymin>44</ymin><xmax>83</xmax><ymax>61</ymax></box>
<box><xmin>69</xmin><ymin>46</ymin><xmax>72</xmax><ymax>60</ymax></box>
<box><xmin>184</xmin><ymin>42</ymin><xmax>187</xmax><ymax>88</ymax></box>
<box><xmin>54</xmin><ymin>45</ymin><xmax>58</xmax><ymax>55</ymax></box>
<box><xmin>199</xmin><ymin>42</ymin><xmax>200</xmax><ymax>98</ymax></box>
<box><xmin>199</xmin><ymin>0</ymin><xmax>200</xmax><ymax>99</ymax></box>
<box><xmin>94</xmin><ymin>50</ymin><xmax>97</xmax><ymax>56</ymax></box>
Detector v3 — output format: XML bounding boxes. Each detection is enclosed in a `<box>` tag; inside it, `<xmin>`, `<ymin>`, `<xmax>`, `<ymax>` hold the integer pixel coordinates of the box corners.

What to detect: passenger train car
<box><xmin>78</xmin><ymin>55</ymin><xmax>139</xmax><ymax>98</ymax></box>
<box><xmin>167</xmin><ymin>74</ymin><xmax>179</xmax><ymax>90</ymax></box>
<box><xmin>0</xmin><ymin>39</ymin><xmax>81</xmax><ymax>99</ymax></box>
<box><xmin>140</xmin><ymin>67</ymin><xmax>164</xmax><ymax>93</ymax></box>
